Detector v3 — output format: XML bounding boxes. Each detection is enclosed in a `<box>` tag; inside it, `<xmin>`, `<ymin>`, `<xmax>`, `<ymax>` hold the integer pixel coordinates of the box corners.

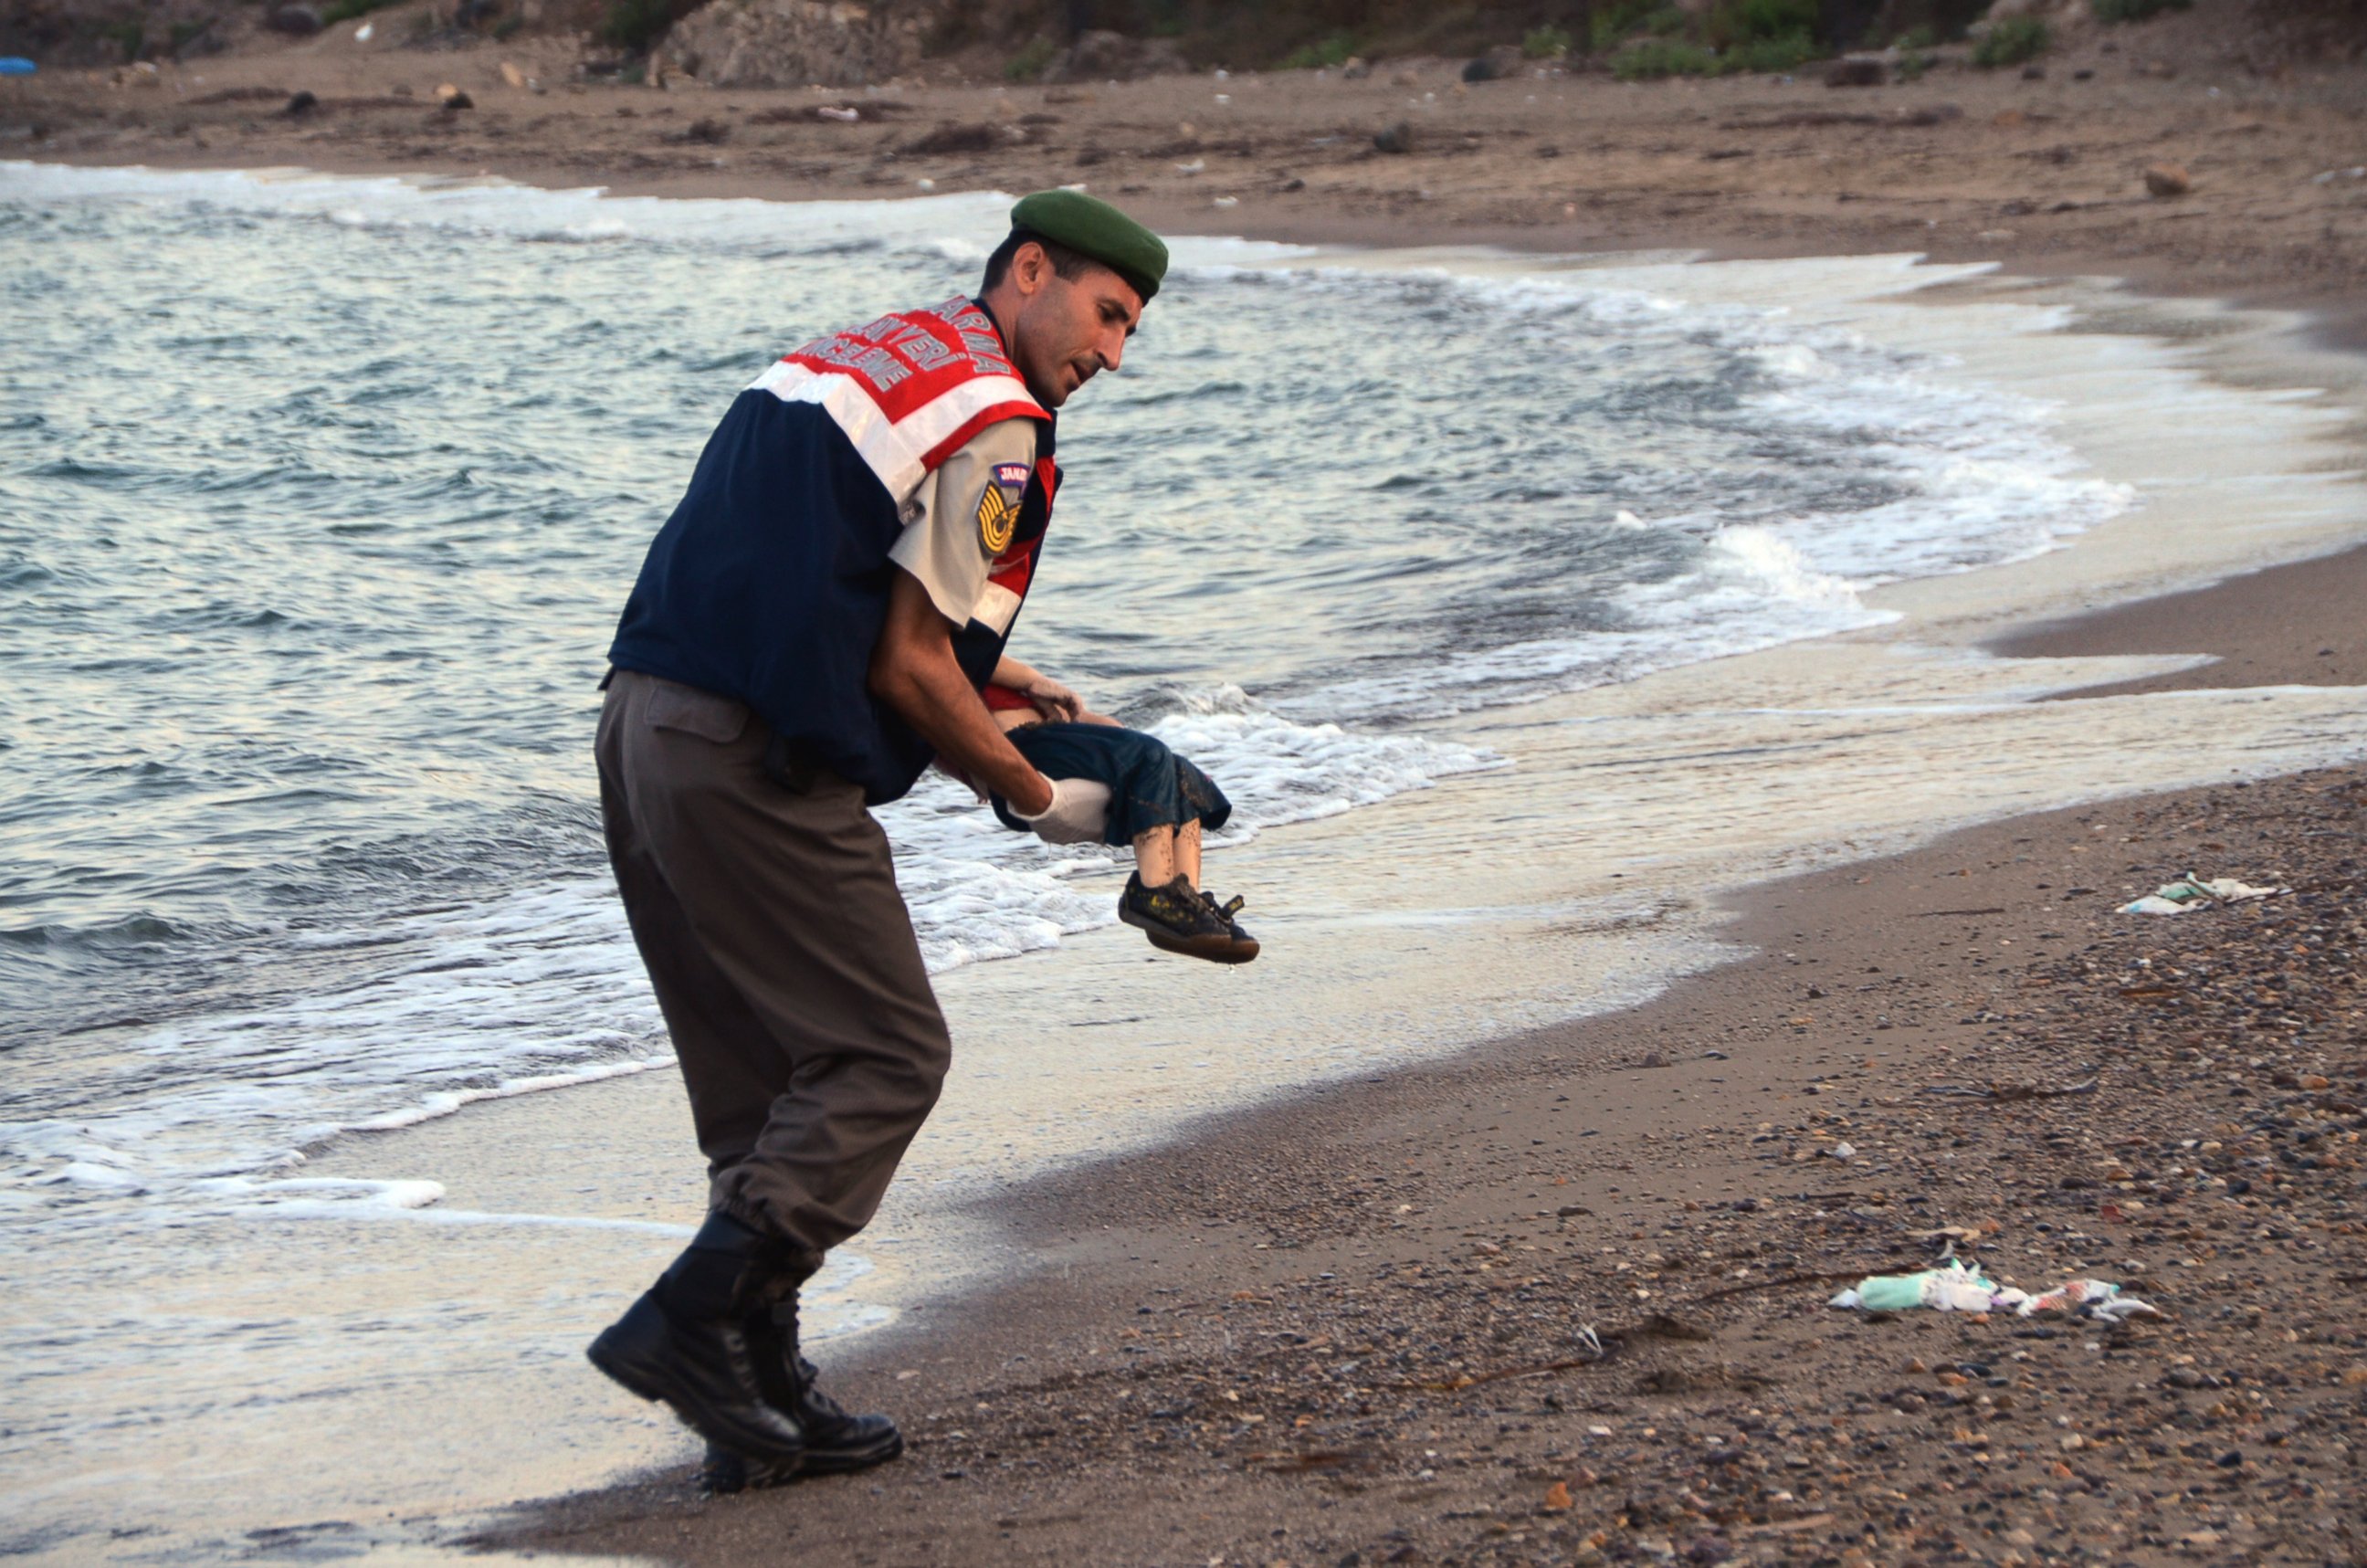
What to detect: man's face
<box><xmin>1004</xmin><ymin>246</ymin><xmax>1142</xmax><ymax>409</ymax></box>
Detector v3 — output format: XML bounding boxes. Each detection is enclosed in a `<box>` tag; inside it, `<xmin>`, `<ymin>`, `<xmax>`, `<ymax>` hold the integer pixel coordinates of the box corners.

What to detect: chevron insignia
<box><xmin>977</xmin><ymin>479</ymin><xmax>1019</xmax><ymax>556</ymax></box>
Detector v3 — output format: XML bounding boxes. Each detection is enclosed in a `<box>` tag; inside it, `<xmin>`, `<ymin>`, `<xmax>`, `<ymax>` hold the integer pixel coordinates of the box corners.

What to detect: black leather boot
<box><xmin>700</xmin><ymin>1292</ymin><xmax>903</xmax><ymax>1492</ymax></box>
<box><xmin>586</xmin><ymin>1212</ymin><xmax>808</xmax><ymax>1469</ymax></box>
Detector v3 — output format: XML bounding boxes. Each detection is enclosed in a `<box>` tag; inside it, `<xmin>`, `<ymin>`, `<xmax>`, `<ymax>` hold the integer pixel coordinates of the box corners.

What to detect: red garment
<box><xmin>775</xmin><ymin>298</ymin><xmax>1047</xmax><ymax>491</ymax></box>
<box><xmin>780</xmin><ymin>298</ymin><xmax>1062</xmax><ymax>699</ymax></box>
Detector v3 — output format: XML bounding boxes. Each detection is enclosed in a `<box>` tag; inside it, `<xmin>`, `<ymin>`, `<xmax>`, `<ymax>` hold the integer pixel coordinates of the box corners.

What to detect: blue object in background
<box><xmin>0</xmin><ymin>58</ymin><xmax>38</xmax><ymax>75</ymax></box>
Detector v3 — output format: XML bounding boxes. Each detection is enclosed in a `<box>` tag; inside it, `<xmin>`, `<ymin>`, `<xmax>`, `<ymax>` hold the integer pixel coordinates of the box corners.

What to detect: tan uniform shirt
<box><xmin>887</xmin><ymin>417</ymin><xmax>1036</xmax><ymax>628</ymax></box>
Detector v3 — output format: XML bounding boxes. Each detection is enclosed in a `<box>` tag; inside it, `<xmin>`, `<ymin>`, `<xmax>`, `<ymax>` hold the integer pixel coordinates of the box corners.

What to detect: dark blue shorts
<box><xmin>990</xmin><ymin>721</ymin><xmax>1232</xmax><ymax>847</ymax></box>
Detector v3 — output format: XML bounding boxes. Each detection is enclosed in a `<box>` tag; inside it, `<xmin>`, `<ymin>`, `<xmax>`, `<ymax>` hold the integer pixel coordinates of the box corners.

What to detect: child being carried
<box><xmin>985</xmin><ymin>657</ymin><xmax>1257</xmax><ymax>964</ymax></box>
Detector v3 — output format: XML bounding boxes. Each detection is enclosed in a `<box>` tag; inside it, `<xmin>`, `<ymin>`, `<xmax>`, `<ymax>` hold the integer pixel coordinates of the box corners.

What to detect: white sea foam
<box><xmin>0</xmin><ymin>160</ymin><xmax>1318</xmax><ymax>268</ymax></box>
<box><xmin>0</xmin><ymin>689</ymin><xmax>1491</xmax><ymax>1215</ymax></box>
<box><xmin>1287</xmin><ymin>268</ymin><xmax>2131</xmax><ymax>720</ymax></box>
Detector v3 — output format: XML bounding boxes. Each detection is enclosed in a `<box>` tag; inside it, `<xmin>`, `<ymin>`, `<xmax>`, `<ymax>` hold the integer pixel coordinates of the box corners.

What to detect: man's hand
<box><xmin>869</xmin><ymin>571</ymin><xmax>1055</xmax><ymax>816</ymax></box>
<box><xmin>1013</xmin><ymin>777</ymin><xmax>1110</xmax><ymax>845</ymax></box>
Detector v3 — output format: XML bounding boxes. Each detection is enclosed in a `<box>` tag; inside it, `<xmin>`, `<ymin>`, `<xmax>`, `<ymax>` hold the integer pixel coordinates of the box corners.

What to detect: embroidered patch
<box><xmin>993</xmin><ymin>462</ymin><xmax>1031</xmax><ymax>489</ymax></box>
<box><xmin>976</xmin><ymin>479</ymin><xmax>1020</xmax><ymax>556</ymax></box>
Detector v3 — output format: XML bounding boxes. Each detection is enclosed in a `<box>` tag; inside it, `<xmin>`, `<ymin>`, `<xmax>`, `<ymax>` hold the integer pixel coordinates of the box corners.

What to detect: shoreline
<box><xmin>7</xmin><ymin>3</ymin><xmax>2366</xmax><ymax>350</ymax></box>
<box><xmin>22</xmin><ymin>141</ymin><xmax>2367</xmax><ymax>364</ymax></box>
<box><xmin>491</xmin><ymin>765</ymin><xmax>2367</xmax><ymax>1567</ymax></box>
<box><xmin>458</xmin><ymin>248</ymin><xmax>2367</xmax><ymax>1561</ymax></box>
<box><xmin>1986</xmin><ymin>543</ymin><xmax>2367</xmax><ymax>700</ymax></box>
<box><xmin>11</xmin><ymin>67</ymin><xmax>2366</xmax><ymax>1560</ymax></box>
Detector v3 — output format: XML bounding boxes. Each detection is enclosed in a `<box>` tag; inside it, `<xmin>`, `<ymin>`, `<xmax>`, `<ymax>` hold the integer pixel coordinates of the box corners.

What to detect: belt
<box><xmin>762</xmin><ymin>732</ymin><xmax>826</xmax><ymax>795</ymax></box>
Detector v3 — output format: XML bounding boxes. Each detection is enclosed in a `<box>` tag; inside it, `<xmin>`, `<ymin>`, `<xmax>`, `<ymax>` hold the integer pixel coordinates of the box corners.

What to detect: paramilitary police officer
<box><xmin>587</xmin><ymin>191</ymin><xmax>1166</xmax><ymax>1480</ymax></box>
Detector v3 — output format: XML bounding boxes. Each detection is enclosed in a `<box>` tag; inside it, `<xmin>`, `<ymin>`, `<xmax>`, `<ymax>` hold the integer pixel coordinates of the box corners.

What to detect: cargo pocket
<box><xmin>645</xmin><ymin>680</ymin><xmax>750</xmax><ymax>744</ymax></box>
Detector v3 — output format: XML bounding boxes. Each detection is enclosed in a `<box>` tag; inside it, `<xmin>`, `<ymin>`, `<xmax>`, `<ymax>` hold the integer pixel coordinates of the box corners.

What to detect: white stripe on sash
<box><xmin>749</xmin><ymin>360</ymin><xmax>1036</xmax><ymax>503</ymax></box>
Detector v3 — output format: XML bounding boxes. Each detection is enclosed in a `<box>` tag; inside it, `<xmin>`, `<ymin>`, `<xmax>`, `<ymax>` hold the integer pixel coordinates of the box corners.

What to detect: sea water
<box><xmin>0</xmin><ymin>167</ymin><xmax>2148</xmax><ymax>1215</ymax></box>
<box><xmin>3</xmin><ymin>164</ymin><xmax>2364</xmax><ymax>1562</ymax></box>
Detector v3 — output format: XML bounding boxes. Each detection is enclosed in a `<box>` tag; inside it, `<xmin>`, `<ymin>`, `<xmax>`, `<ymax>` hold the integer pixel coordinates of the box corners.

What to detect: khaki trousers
<box><xmin>595</xmin><ymin>668</ymin><xmax>952</xmax><ymax>1261</ymax></box>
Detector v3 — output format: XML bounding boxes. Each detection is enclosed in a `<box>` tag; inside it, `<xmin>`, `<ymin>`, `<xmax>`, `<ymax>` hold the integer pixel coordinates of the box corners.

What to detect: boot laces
<box><xmin>794</xmin><ymin>1355</ymin><xmax>850</xmax><ymax>1419</ymax></box>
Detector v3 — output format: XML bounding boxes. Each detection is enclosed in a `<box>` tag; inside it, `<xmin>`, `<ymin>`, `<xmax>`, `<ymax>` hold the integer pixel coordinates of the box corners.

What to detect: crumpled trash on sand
<box><xmin>2013</xmin><ymin>1278</ymin><xmax>2160</xmax><ymax>1323</ymax></box>
<box><xmin>1828</xmin><ymin>1259</ymin><xmax>2004</xmax><ymax>1313</ymax></box>
<box><xmin>2120</xmin><ymin>871</ymin><xmax>2287</xmax><ymax>916</ymax></box>
<box><xmin>1830</xmin><ymin>1260</ymin><xmax>2159</xmax><ymax>1322</ymax></box>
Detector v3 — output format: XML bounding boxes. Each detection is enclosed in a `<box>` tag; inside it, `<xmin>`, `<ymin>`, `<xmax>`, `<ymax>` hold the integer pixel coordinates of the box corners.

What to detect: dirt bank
<box><xmin>7</xmin><ymin>0</ymin><xmax>2365</xmax><ymax>341</ymax></box>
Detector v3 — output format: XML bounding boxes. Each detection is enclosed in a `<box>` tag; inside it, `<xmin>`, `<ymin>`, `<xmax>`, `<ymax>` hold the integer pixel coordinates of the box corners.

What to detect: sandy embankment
<box><xmin>5</xmin><ymin>2</ymin><xmax>2365</xmax><ymax>336</ymax></box>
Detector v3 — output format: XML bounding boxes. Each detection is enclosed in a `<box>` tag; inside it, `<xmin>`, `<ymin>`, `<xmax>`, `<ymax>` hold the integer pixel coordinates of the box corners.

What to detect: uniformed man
<box><xmin>587</xmin><ymin>191</ymin><xmax>1167</xmax><ymax>1479</ymax></box>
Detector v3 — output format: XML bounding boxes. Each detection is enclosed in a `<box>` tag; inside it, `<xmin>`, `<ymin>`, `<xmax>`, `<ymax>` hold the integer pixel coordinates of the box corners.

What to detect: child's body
<box><xmin>985</xmin><ymin>658</ymin><xmax>1257</xmax><ymax>964</ymax></box>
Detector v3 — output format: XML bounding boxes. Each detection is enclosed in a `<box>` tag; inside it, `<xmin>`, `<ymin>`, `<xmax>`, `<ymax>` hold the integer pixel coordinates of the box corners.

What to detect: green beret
<box><xmin>1008</xmin><ymin>189</ymin><xmax>1168</xmax><ymax>304</ymax></box>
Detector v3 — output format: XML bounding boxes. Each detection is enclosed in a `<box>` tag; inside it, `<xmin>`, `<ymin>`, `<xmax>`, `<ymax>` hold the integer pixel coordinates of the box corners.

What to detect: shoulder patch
<box><xmin>977</xmin><ymin>479</ymin><xmax>1020</xmax><ymax>556</ymax></box>
<box><xmin>976</xmin><ymin>462</ymin><xmax>1030</xmax><ymax>556</ymax></box>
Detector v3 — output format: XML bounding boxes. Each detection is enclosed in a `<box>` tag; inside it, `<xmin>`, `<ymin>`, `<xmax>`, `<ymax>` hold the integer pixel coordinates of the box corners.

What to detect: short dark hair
<box><xmin>980</xmin><ymin>228</ymin><xmax>1095</xmax><ymax>294</ymax></box>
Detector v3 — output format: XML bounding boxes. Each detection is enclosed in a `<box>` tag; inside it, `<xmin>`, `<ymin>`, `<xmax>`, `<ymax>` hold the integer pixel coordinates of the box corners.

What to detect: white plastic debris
<box><xmin>1828</xmin><ymin>1259</ymin><xmax>1998</xmax><ymax>1312</ymax></box>
<box><xmin>2120</xmin><ymin>871</ymin><xmax>2286</xmax><ymax>915</ymax></box>
<box><xmin>1829</xmin><ymin>1263</ymin><xmax>2158</xmax><ymax>1322</ymax></box>
<box><xmin>2015</xmin><ymin>1278</ymin><xmax>2160</xmax><ymax>1321</ymax></box>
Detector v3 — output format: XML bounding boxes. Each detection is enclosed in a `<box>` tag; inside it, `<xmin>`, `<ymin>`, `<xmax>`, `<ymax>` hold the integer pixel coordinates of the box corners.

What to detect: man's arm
<box><xmin>871</xmin><ymin>570</ymin><xmax>1055</xmax><ymax>816</ymax></box>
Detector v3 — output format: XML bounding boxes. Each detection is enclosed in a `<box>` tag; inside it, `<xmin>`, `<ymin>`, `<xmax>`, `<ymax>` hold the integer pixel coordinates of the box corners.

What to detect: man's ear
<box><xmin>1010</xmin><ymin>240</ymin><xmax>1048</xmax><ymax>297</ymax></box>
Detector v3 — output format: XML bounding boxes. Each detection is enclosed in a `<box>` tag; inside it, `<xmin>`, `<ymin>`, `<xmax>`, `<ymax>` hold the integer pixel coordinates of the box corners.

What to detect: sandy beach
<box><xmin>6</xmin><ymin>3</ymin><xmax>2367</xmax><ymax>1563</ymax></box>
<box><xmin>451</xmin><ymin>545</ymin><xmax>2367</xmax><ymax>1568</ymax></box>
<box><xmin>467</xmin><ymin>258</ymin><xmax>2365</xmax><ymax>1561</ymax></box>
<box><xmin>490</xmin><ymin>755</ymin><xmax>2367</xmax><ymax>1567</ymax></box>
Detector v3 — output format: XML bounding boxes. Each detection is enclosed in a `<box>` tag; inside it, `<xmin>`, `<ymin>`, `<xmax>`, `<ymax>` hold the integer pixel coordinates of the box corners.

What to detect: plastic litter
<box><xmin>0</xmin><ymin>57</ymin><xmax>39</xmax><ymax>75</ymax></box>
<box><xmin>1828</xmin><ymin>1259</ymin><xmax>2000</xmax><ymax>1313</ymax></box>
<box><xmin>2119</xmin><ymin>870</ymin><xmax>2286</xmax><ymax>916</ymax></box>
<box><xmin>2014</xmin><ymin>1278</ymin><xmax>2160</xmax><ymax>1323</ymax></box>
<box><xmin>1830</xmin><ymin>1261</ymin><xmax>2158</xmax><ymax>1322</ymax></box>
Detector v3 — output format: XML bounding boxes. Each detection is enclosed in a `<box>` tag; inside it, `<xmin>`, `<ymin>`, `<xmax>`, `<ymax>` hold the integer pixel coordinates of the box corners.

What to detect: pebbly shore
<box><xmin>485</xmin><ymin>552</ymin><xmax>2367</xmax><ymax>1564</ymax></box>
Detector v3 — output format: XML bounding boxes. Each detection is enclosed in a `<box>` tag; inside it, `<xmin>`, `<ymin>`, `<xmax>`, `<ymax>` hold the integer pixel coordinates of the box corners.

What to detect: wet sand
<box><xmin>479</xmin><ymin>577</ymin><xmax>2367</xmax><ymax>1564</ymax></box>
<box><xmin>1990</xmin><ymin>542</ymin><xmax>2367</xmax><ymax>700</ymax></box>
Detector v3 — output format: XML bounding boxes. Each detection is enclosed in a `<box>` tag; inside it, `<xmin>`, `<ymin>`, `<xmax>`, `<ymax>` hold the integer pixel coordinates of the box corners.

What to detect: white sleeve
<box><xmin>887</xmin><ymin>417</ymin><xmax>1038</xmax><ymax>626</ymax></box>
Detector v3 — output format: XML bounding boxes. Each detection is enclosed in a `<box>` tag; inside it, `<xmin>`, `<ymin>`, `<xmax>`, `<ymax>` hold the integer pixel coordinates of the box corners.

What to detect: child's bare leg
<box><xmin>1174</xmin><ymin>820</ymin><xmax>1202</xmax><ymax>891</ymax></box>
<box><xmin>1133</xmin><ymin>825</ymin><xmax>1177</xmax><ymax>887</ymax></box>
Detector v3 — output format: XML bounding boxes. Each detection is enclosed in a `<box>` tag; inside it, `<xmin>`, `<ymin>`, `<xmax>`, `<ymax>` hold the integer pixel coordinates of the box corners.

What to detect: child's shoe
<box><xmin>1120</xmin><ymin>873</ymin><xmax>1258</xmax><ymax>963</ymax></box>
<box><xmin>1201</xmin><ymin>890</ymin><xmax>1259</xmax><ymax>962</ymax></box>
